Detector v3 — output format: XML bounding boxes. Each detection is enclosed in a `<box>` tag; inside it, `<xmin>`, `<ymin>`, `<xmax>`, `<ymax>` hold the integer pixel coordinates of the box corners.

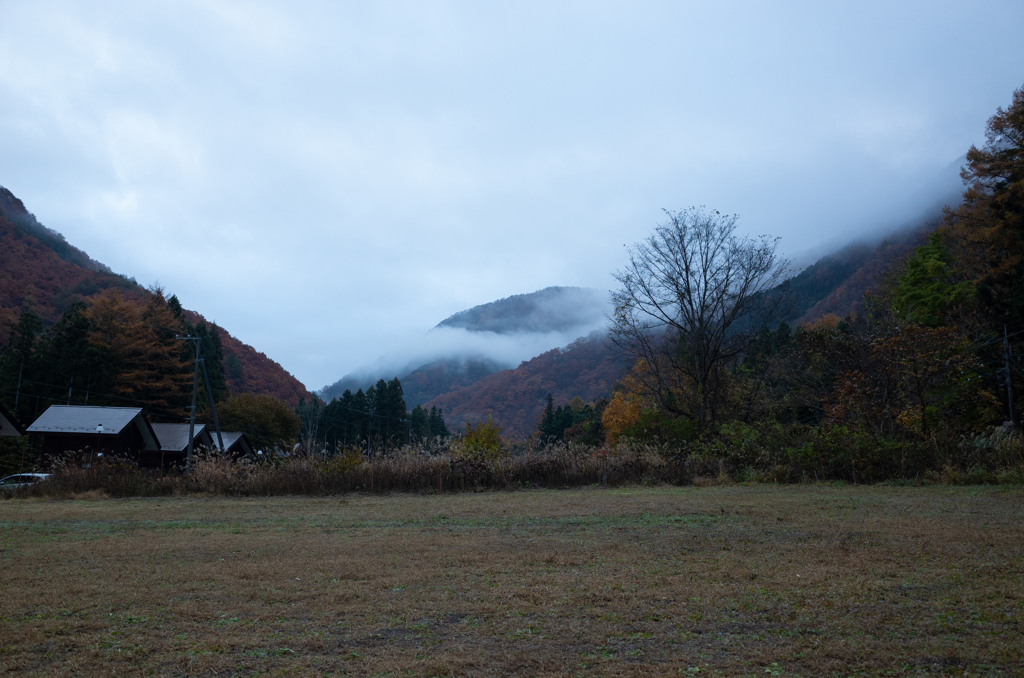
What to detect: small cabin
<box><xmin>27</xmin><ymin>406</ymin><xmax>159</xmax><ymax>462</ymax></box>
<box><xmin>150</xmin><ymin>423</ymin><xmax>216</xmax><ymax>468</ymax></box>
<box><xmin>216</xmin><ymin>431</ymin><xmax>255</xmax><ymax>459</ymax></box>
<box><xmin>0</xmin><ymin>403</ymin><xmax>25</xmax><ymax>437</ymax></box>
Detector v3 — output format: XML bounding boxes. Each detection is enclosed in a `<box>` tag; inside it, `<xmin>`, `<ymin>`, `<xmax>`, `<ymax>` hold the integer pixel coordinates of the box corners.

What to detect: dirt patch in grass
<box><xmin>1</xmin><ymin>485</ymin><xmax>1022</xmax><ymax>676</ymax></box>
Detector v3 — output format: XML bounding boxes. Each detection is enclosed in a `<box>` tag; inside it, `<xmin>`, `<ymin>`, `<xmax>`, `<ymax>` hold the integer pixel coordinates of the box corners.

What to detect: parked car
<box><xmin>0</xmin><ymin>473</ymin><xmax>50</xmax><ymax>492</ymax></box>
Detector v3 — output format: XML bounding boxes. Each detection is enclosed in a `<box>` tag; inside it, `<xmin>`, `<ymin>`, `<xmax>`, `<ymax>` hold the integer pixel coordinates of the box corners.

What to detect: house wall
<box><xmin>40</xmin><ymin>426</ymin><xmax>148</xmax><ymax>461</ymax></box>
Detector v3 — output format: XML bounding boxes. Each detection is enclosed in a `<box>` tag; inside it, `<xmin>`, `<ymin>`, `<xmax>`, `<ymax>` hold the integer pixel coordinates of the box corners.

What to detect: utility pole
<box><xmin>177</xmin><ymin>335</ymin><xmax>227</xmax><ymax>471</ymax></box>
<box><xmin>200</xmin><ymin>358</ymin><xmax>225</xmax><ymax>452</ymax></box>
<box><xmin>183</xmin><ymin>337</ymin><xmax>201</xmax><ymax>473</ymax></box>
<box><xmin>1005</xmin><ymin>325</ymin><xmax>1017</xmax><ymax>429</ymax></box>
<box><xmin>14</xmin><ymin>360</ymin><xmax>22</xmax><ymax>411</ymax></box>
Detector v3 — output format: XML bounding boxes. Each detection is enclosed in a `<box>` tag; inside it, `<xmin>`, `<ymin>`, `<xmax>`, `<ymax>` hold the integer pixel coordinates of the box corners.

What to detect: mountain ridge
<box><xmin>0</xmin><ymin>186</ymin><xmax>311</xmax><ymax>406</ymax></box>
<box><xmin>320</xmin><ymin>286</ymin><xmax>610</xmax><ymax>403</ymax></box>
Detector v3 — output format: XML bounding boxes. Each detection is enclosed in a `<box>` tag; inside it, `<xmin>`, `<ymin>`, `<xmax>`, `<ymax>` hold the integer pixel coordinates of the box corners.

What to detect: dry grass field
<box><xmin>1</xmin><ymin>485</ymin><xmax>1022</xmax><ymax>677</ymax></box>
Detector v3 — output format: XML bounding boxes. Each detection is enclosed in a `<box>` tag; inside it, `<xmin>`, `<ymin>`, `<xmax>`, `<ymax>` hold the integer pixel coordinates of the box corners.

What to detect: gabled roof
<box><xmin>0</xmin><ymin>403</ymin><xmax>25</xmax><ymax>437</ymax></box>
<box><xmin>29</xmin><ymin>406</ymin><xmax>142</xmax><ymax>434</ymax></box>
<box><xmin>216</xmin><ymin>431</ymin><xmax>253</xmax><ymax>457</ymax></box>
<box><xmin>27</xmin><ymin>406</ymin><xmax>159</xmax><ymax>451</ymax></box>
<box><xmin>151</xmin><ymin>423</ymin><xmax>214</xmax><ymax>453</ymax></box>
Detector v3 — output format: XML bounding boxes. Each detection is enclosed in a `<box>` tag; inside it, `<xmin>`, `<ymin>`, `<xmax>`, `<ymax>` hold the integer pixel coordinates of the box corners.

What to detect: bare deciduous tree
<box><xmin>610</xmin><ymin>208</ymin><xmax>789</xmax><ymax>428</ymax></box>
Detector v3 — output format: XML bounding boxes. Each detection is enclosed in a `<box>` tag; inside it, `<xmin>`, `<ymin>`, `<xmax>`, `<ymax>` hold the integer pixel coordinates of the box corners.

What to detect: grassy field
<box><xmin>1</xmin><ymin>485</ymin><xmax>1022</xmax><ymax>677</ymax></box>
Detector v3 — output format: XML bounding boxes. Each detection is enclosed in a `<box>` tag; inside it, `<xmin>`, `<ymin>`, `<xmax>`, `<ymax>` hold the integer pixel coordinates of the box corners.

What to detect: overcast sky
<box><xmin>1</xmin><ymin>1</ymin><xmax>1022</xmax><ymax>390</ymax></box>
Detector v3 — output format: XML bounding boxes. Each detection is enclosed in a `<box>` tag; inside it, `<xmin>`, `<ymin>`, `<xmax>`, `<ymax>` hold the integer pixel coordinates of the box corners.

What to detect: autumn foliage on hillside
<box><xmin>181</xmin><ymin>310</ymin><xmax>309</xmax><ymax>406</ymax></box>
<box><xmin>425</xmin><ymin>333</ymin><xmax>630</xmax><ymax>439</ymax></box>
<box><xmin>0</xmin><ymin>186</ymin><xmax>310</xmax><ymax>407</ymax></box>
<box><xmin>594</xmin><ymin>84</ymin><xmax>1024</xmax><ymax>482</ymax></box>
<box><xmin>0</xmin><ymin>187</ymin><xmax>143</xmax><ymax>339</ymax></box>
<box><xmin>796</xmin><ymin>229</ymin><xmax>927</xmax><ymax>325</ymax></box>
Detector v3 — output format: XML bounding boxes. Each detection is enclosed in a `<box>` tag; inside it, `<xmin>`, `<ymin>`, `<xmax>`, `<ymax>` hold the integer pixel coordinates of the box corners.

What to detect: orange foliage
<box><xmin>182</xmin><ymin>310</ymin><xmax>311</xmax><ymax>406</ymax></box>
<box><xmin>0</xmin><ymin>187</ymin><xmax>311</xmax><ymax>406</ymax></box>
<box><xmin>602</xmin><ymin>392</ymin><xmax>640</xmax><ymax>446</ymax></box>
<box><xmin>425</xmin><ymin>334</ymin><xmax>630</xmax><ymax>439</ymax></box>
<box><xmin>802</xmin><ymin>313</ymin><xmax>842</xmax><ymax>331</ymax></box>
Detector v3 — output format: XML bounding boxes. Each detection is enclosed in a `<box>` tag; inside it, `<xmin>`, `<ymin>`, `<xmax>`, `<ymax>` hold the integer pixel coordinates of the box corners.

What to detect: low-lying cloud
<box><xmin>322</xmin><ymin>286</ymin><xmax>612</xmax><ymax>398</ymax></box>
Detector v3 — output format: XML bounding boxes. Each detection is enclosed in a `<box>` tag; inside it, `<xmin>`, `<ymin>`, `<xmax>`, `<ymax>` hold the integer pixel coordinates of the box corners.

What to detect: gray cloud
<box><xmin>1</xmin><ymin>1</ymin><xmax>1022</xmax><ymax>388</ymax></box>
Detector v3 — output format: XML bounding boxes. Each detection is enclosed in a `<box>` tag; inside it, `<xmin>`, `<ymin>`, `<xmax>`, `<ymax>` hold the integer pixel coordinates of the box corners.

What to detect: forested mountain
<box><xmin>397</xmin><ymin>356</ymin><xmax>509</xmax><ymax>407</ymax></box>
<box><xmin>424</xmin><ymin>332</ymin><xmax>630</xmax><ymax>438</ymax></box>
<box><xmin>0</xmin><ymin>187</ymin><xmax>143</xmax><ymax>336</ymax></box>
<box><xmin>408</xmin><ymin>162</ymin><xmax>967</xmax><ymax>437</ymax></box>
<box><xmin>0</xmin><ymin>186</ymin><xmax>310</xmax><ymax>408</ymax></box>
<box><xmin>776</xmin><ymin>155</ymin><xmax>966</xmax><ymax>325</ymax></box>
<box><xmin>793</xmin><ymin>227</ymin><xmax>927</xmax><ymax>324</ymax></box>
<box><xmin>436</xmin><ymin>286</ymin><xmax>607</xmax><ymax>334</ymax></box>
<box><xmin>779</xmin><ymin>225</ymin><xmax>929</xmax><ymax>325</ymax></box>
<box><xmin>321</xmin><ymin>286</ymin><xmax>610</xmax><ymax>404</ymax></box>
<box><xmin>323</xmin><ymin>357</ymin><xmax>507</xmax><ymax>407</ymax></box>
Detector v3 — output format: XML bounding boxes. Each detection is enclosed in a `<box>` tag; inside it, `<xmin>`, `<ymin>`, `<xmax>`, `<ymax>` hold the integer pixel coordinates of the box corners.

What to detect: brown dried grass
<box><xmin>1</xmin><ymin>485</ymin><xmax>1022</xmax><ymax>676</ymax></box>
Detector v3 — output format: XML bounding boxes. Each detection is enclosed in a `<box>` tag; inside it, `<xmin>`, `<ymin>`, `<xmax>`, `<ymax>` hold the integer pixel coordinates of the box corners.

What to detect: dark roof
<box><xmin>0</xmin><ymin>403</ymin><xmax>25</xmax><ymax>437</ymax></box>
<box><xmin>27</xmin><ymin>406</ymin><xmax>159</xmax><ymax>451</ymax></box>
<box><xmin>216</xmin><ymin>431</ymin><xmax>253</xmax><ymax>457</ymax></box>
<box><xmin>28</xmin><ymin>406</ymin><xmax>142</xmax><ymax>434</ymax></box>
<box><xmin>150</xmin><ymin>423</ymin><xmax>214</xmax><ymax>453</ymax></box>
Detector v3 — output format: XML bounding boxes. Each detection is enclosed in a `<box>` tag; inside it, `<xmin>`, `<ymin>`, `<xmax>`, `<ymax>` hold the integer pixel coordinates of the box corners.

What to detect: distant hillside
<box><xmin>0</xmin><ymin>186</ymin><xmax>311</xmax><ymax>405</ymax></box>
<box><xmin>777</xmin><ymin>221</ymin><xmax>932</xmax><ymax>325</ymax></box>
<box><xmin>321</xmin><ymin>286</ymin><xmax>610</xmax><ymax>403</ymax></box>
<box><xmin>436</xmin><ymin>286</ymin><xmax>607</xmax><ymax>334</ymax></box>
<box><xmin>796</xmin><ymin>228</ymin><xmax>927</xmax><ymax>324</ymax></box>
<box><xmin>777</xmin><ymin>155</ymin><xmax>965</xmax><ymax>324</ymax></box>
<box><xmin>425</xmin><ymin>332</ymin><xmax>630</xmax><ymax>439</ymax></box>
<box><xmin>324</xmin><ymin>356</ymin><xmax>508</xmax><ymax>407</ymax></box>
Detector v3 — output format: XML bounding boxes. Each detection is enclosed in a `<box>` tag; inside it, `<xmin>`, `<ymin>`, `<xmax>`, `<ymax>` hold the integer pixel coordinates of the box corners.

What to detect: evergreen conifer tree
<box><xmin>0</xmin><ymin>310</ymin><xmax>43</xmax><ymax>421</ymax></box>
<box><xmin>428</xmin><ymin>405</ymin><xmax>449</xmax><ymax>438</ymax></box>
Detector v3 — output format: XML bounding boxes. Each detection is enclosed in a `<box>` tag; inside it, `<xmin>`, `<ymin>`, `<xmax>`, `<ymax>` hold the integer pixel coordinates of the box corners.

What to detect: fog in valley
<box><xmin>1</xmin><ymin>3</ymin><xmax>1022</xmax><ymax>388</ymax></box>
<box><xmin>322</xmin><ymin>287</ymin><xmax>610</xmax><ymax>400</ymax></box>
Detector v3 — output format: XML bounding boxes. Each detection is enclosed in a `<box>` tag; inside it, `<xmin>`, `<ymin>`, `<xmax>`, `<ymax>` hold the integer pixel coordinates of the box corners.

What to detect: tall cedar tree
<box><xmin>428</xmin><ymin>405</ymin><xmax>449</xmax><ymax>438</ymax></box>
<box><xmin>0</xmin><ymin>310</ymin><xmax>43</xmax><ymax>422</ymax></box>
<box><xmin>138</xmin><ymin>291</ymin><xmax>192</xmax><ymax>410</ymax></box>
<box><xmin>36</xmin><ymin>301</ymin><xmax>113</xmax><ymax>406</ymax></box>
<box><xmin>168</xmin><ymin>294</ymin><xmax>227</xmax><ymax>406</ymax></box>
<box><xmin>943</xmin><ymin>84</ymin><xmax>1024</xmax><ymax>328</ymax></box>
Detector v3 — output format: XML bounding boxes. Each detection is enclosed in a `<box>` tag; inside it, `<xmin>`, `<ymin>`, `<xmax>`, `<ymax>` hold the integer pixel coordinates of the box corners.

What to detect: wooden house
<box><xmin>150</xmin><ymin>423</ymin><xmax>215</xmax><ymax>469</ymax></box>
<box><xmin>27</xmin><ymin>406</ymin><xmax>160</xmax><ymax>464</ymax></box>
<box><xmin>216</xmin><ymin>431</ymin><xmax>255</xmax><ymax>459</ymax></box>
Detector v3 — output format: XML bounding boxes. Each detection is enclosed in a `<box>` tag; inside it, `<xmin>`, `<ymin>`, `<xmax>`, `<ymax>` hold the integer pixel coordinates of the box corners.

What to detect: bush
<box><xmin>620</xmin><ymin>410</ymin><xmax>695</xmax><ymax>447</ymax></box>
<box><xmin>453</xmin><ymin>417</ymin><xmax>506</xmax><ymax>462</ymax></box>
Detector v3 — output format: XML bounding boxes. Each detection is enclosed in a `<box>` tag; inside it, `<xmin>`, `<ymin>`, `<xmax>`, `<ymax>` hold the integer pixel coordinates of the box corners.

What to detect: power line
<box><xmin>0</xmin><ymin>388</ymin><xmax>189</xmax><ymax>421</ymax></box>
<box><xmin>9</xmin><ymin>375</ymin><xmax>189</xmax><ymax>411</ymax></box>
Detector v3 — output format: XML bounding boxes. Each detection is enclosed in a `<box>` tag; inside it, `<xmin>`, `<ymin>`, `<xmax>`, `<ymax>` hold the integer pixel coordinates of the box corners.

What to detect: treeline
<box><xmin>587</xmin><ymin>84</ymin><xmax>1024</xmax><ymax>481</ymax></box>
<box><xmin>536</xmin><ymin>393</ymin><xmax>606</xmax><ymax>447</ymax></box>
<box><xmin>299</xmin><ymin>379</ymin><xmax>449</xmax><ymax>452</ymax></box>
<box><xmin>0</xmin><ymin>290</ymin><xmax>226</xmax><ymax>424</ymax></box>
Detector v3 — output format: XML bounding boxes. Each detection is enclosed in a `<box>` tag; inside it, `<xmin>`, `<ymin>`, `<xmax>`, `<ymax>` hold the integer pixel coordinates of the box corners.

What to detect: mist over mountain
<box><xmin>436</xmin><ymin>287</ymin><xmax>608</xmax><ymax>334</ymax></box>
<box><xmin>320</xmin><ymin>286</ymin><xmax>611</xmax><ymax>404</ymax></box>
<box><xmin>788</xmin><ymin>154</ymin><xmax>965</xmax><ymax>272</ymax></box>
<box><xmin>320</xmin><ymin>156</ymin><xmax>964</xmax><ymax>410</ymax></box>
<box><xmin>777</xmin><ymin>154</ymin><xmax>967</xmax><ymax>325</ymax></box>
